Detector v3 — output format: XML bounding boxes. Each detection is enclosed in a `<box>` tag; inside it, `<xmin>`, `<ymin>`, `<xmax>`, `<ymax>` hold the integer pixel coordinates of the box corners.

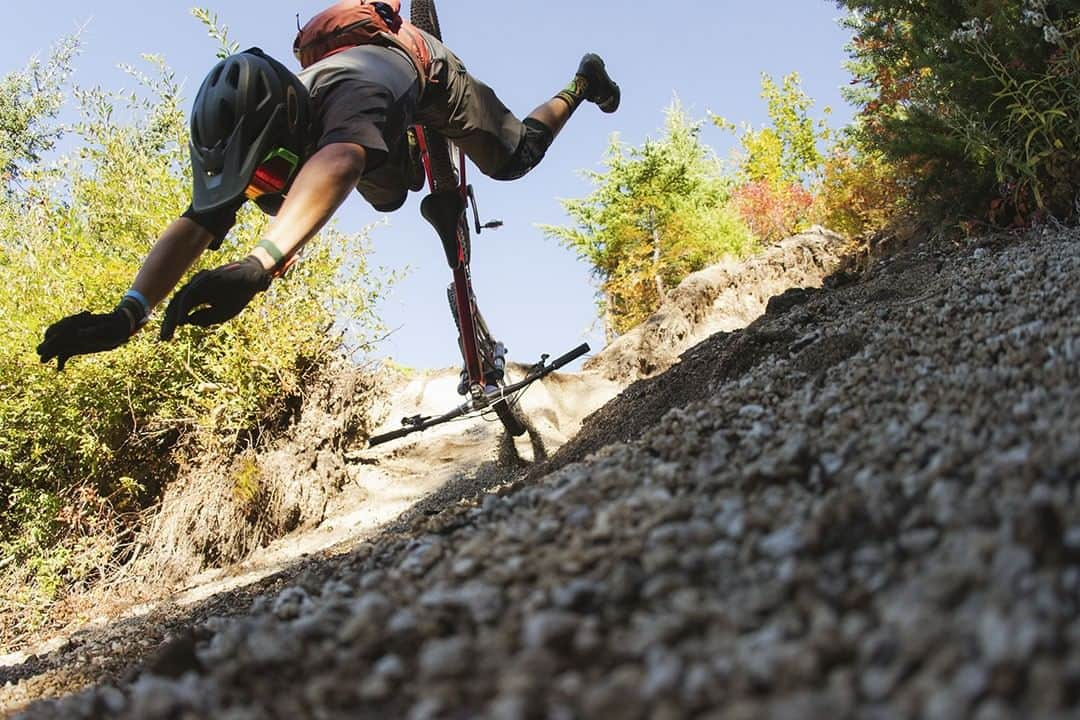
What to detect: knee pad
<box><xmin>491</xmin><ymin>118</ymin><xmax>554</xmax><ymax>181</ymax></box>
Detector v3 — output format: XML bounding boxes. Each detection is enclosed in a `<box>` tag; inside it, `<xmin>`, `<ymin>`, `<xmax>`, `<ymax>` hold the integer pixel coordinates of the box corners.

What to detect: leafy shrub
<box><xmin>542</xmin><ymin>102</ymin><xmax>756</xmax><ymax>337</ymax></box>
<box><xmin>717</xmin><ymin>73</ymin><xmax>831</xmax><ymax>243</ymax></box>
<box><xmin>0</xmin><ymin>35</ymin><xmax>385</xmax><ymax>611</ymax></box>
<box><xmin>836</xmin><ymin>0</ymin><xmax>1080</xmax><ymax>228</ymax></box>
<box><xmin>730</xmin><ymin>180</ymin><xmax>815</xmax><ymax>244</ymax></box>
<box><xmin>810</xmin><ymin>142</ymin><xmax>908</xmax><ymax>241</ymax></box>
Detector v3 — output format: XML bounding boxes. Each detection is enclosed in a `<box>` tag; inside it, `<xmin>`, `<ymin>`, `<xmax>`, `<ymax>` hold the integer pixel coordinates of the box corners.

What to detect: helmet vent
<box><xmin>286</xmin><ymin>87</ymin><xmax>299</xmax><ymax>128</ymax></box>
<box><xmin>259</xmin><ymin>74</ymin><xmax>273</xmax><ymax>106</ymax></box>
<box><xmin>226</xmin><ymin>63</ymin><xmax>241</xmax><ymax>89</ymax></box>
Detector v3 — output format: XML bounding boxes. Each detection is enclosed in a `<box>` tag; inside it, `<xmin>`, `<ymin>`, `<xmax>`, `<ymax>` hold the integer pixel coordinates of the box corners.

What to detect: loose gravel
<box><xmin>7</xmin><ymin>227</ymin><xmax>1080</xmax><ymax>719</ymax></box>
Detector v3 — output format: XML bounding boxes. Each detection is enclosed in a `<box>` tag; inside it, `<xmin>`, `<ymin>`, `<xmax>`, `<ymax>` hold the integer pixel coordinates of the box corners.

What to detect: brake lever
<box><xmin>526</xmin><ymin>353</ymin><xmax>551</xmax><ymax>375</ymax></box>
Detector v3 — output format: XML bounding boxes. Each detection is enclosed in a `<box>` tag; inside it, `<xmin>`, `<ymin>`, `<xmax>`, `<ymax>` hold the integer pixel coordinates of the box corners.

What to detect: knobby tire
<box><xmin>410</xmin><ymin>0</ymin><xmax>456</xmax><ymax>192</ymax></box>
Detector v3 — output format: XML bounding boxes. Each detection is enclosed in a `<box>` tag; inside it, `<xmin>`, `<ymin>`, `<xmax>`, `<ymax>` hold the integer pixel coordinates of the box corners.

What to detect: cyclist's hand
<box><xmin>160</xmin><ymin>256</ymin><xmax>271</xmax><ymax>340</ymax></box>
<box><xmin>37</xmin><ymin>309</ymin><xmax>133</xmax><ymax>371</ymax></box>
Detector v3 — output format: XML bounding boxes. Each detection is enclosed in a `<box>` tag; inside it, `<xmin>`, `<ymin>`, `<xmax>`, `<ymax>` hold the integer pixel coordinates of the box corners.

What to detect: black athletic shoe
<box><xmin>577</xmin><ymin>54</ymin><xmax>620</xmax><ymax>113</ymax></box>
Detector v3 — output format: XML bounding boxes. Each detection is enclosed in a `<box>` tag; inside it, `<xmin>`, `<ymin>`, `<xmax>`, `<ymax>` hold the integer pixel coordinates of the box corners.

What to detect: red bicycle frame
<box><xmin>413</xmin><ymin>126</ymin><xmax>497</xmax><ymax>401</ymax></box>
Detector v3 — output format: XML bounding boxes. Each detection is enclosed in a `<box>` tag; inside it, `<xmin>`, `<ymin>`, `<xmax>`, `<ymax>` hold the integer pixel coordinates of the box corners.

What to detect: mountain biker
<box><xmin>36</xmin><ymin>0</ymin><xmax>620</xmax><ymax>370</ymax></box>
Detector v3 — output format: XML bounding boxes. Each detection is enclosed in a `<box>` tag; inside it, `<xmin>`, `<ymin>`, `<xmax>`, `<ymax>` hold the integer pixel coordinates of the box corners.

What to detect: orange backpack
<box><xmin>293</xmin><ymin>1</ymin><xmax>433</xmax><ymax>88</ymax></box>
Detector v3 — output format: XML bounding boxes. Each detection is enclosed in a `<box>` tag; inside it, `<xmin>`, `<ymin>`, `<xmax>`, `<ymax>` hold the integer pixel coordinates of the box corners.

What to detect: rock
<box><xmin>898</xmin><ymin>527</ymin><xmax>940</xmax><ymax>555</ymax></box>
<box><xmin>977</xmin><ymin>608</ymin><xmax>1038</xmax><ymax>665</ymax></box>
<box><xmin>582</xmin><ymin>665</ymin><xmax>646</xmax><ymax>720</ymax></box>
<box><xmin>759</xmin><ymin>525</ymin><xmax>805</xmax><ymax>559</ymax></box>
<box><xmin>642</xmin><ymin>650</ymin><xmax>684</xmax><ymax>701</ymax></box>
<box><xmin>419</xmin><ymin>582</ymin><xmax>504</xmax><ymax>624</ymax></box>
<box><xmin>272</xmin><ymin>587</ymin><xmax>312</xmax><ymax>621</ymax></box>
<box><xmin>96</xmin><ymin>686</ymin><xmax>127</xmax><ymax>714</ymax></box>
<box><xmin>144</xmin><ymin>629</ymin><xmax>200</xmax><ymax>679</ymax></box>
<box><xmin>522</xmin><ymin>611</ymin><xmax>579</xmax><ymax>652</ymax></box>
<box><xmin>419</xmin><ymin>637</ymin><xmax>473</xmax><ymax>680</ymax></box>
<box><xmin>245</xmin><ymin>628</ymin><xmax>300</xmax><ymax>666</ymax></box>
<box><xmin>127</xmin><ymin>675</ymin><xmax>196</xmax><ymax>719</ymax></box>
<box><xmin>552</xmin><ymin>579</ymin><xmax>604</xmax><ymax>612</ymax></box>
<box><xmin>338</xmin><ymin>592</ymin><xmax>394</xmax><ymax>646</ymax></box>
<box><xmin>401</xmin><ymin>538</ymin><xmax>444</xmax><ymax>576</ymax></box>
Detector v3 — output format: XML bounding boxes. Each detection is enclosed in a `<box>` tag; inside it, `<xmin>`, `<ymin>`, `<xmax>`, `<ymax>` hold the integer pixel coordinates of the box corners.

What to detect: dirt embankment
<box><xmin>6</xmin><ymin>227</ymin><xmax>1079</xmax><ymax>719</ymax></box>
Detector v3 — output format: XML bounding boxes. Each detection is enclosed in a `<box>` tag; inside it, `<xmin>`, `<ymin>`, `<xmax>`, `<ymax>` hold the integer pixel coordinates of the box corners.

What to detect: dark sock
<box><xmin>555</xmin><ymin>74</ymin><xmax>588</xmax><ymax>112</ymax></box>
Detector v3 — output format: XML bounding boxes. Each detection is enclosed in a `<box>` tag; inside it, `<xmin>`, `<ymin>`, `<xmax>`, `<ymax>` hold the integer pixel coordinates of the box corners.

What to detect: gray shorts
<box><xmin>414</xmin><ymin>30</ymin><xmax>527</xmax><ymax>178</ymax></box>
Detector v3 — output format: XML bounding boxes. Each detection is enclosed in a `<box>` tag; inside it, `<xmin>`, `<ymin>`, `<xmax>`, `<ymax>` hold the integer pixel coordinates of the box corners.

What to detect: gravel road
<box><xmin>7</xmin><ymin>227</ymin><xmax>1079</xmax><ymax>719</ymax></box>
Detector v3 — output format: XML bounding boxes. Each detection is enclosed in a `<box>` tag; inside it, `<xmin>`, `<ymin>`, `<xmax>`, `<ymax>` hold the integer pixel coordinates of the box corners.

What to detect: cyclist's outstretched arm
<box><xmin>132</xmin><ymin>218</ymin><xmax>216</xmax><ymax>309</ymax></box>
<box><xmin>159</xmin><ymin>142</ymin><xmax>368</xmax><ymax>340</ymax></box>
<box><xmin>248</xmin><ymin>143</ymin><xmax>367</xmax><ymax>271</ymax></box>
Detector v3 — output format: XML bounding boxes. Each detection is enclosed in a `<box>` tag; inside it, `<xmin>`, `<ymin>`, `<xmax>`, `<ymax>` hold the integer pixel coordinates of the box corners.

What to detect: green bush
<box><xmin>717</xmin><ymin>73</ymin><xmax>833</xmax><ymax>243</ymax></box>
<box><xmin>836</xmin><ymin>0</ymin><xmax>1080</xmax><ymax>228</ymax></box>
<box><xmin>543</xmin><ymin>102</ymin><xmax>757</xmax><ymax>337</ymax></box>
<box><xmin>0</xmin><ymin>36</ymin><xmax>385</xmax><ymax>610</ymax></box>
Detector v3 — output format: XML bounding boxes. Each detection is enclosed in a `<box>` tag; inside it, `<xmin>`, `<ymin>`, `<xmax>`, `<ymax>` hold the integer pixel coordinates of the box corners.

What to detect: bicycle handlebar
<box><xmin>547</xmin><ymin>343</ymin><xmax>591</xmax><ymax>372</ymax></box>
<box><xmin>366</xmin><ymin>342</ymin><xmax>590</xmax><ymax>447</ymax></box>
<box><xmin>367</xmin><ymin>425</ymin><xmax>419</xmax><ymax>446</ymax></box>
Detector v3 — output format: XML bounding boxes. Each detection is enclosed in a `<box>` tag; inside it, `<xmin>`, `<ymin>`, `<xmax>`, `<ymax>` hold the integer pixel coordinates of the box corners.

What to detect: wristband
<box><xmin>258</xmin><ymin>239</ymin><xmax>286</xmax><ymax>267</ymax></box>
<box><xmin>116</xmin><ymin>296</ymin><xmax>150</xmax><ymax>334</ymax></box>
<box><xmin>124</xmin><ymin>288</ymin><xmax>151</xmax><ymax>315</ymax></box>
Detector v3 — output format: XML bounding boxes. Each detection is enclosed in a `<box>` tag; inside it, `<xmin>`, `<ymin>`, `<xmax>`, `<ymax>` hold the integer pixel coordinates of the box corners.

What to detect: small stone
<box><xmin>144</xmin><ymin>630</ymin><xmax>199</xmax><ymax>679</ymax></box>
<box><xmin>819</xmin><ymin>453</ymin><xmax>844</xmax><ymax>476</ymax></box>
<box><xmin>408</xmin><ymin>696</ymin><xmax>446</xmax><ymax>720</ymax></box>
<box><xmin>128</xmin><ymin>676</ymin><xmax>184</xmax><ymax>719</ymax></box>
<box><xmin>272</xmin><ymin>587</ymin><xmax>311</xmax><ymax>621</ymax></box>
<box><xmin>978</xmin><ymin>608</ymin><xmax>1037</xmax><ymax>664</ymax></box>
<box><xmin>339</xmin><ymin>592</ymin><xmax>394</xmax><ymax>645</ymax></box>
<box><xmin>246</xmin><ymin>628</ymin><xmax>300</xmax><ymax>666</ymax></box>
<box><xmin>358</xmin><ymin>674</ymin><xmax>393</xmax><ymax>701</ymax></box>
<box><xmin>739</xmin><ymin>404</ymin><xmax>766</xmax><ymax>419</ymax></box>
<box><xmin>419</xmin><ymin>636</ymin><xmax>473</xmax><ymax>679</ymax></box>
<box><xmin>523</xmin><ymin>611</ymin><xmax>579</xmax><ymax>651</ymax></box>
<box><xmin>972</xmin><ymin>699</ymin><xmax>1012</xmax><ymax>720</ymax></box>
<box><xmin>97</xmin><ymin>685</ymin><xmax>127</xmax><ymax>714</ymax></box>
<box><xmin>552</xmin><ymin>579</ymin><xmax>603</xmax><ymax>611</ymax></box>
<box><xmin>759</xmin><ymin>525</ymin><xmax>805</xmax><ymax>559</ymax></box>
<box><xmin>899</xmin><ymin>527</ymin><xmax>940</xmax><ymax>555</ymax></box>
<box><xmin>401</xmin><ymin>539</ymin><xmax>444</xmax><ymax>576</ymax></box>
<box><xmin>487</xmin><ymin>694</ymin><xmax>530</xmax><ymax>720</ymax></box>
<box><xmin>642</xmin><ymin>650</ymin><xmax>683</xmax><ymax>700</ymax></box>
<box><xmin>373</xmin><ymin>653</ymin><xmax>406</xmax><ymax>681</ymax></box>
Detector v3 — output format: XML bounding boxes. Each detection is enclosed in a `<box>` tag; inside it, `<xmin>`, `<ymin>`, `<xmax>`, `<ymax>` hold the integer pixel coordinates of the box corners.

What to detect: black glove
<box><xmin>160</xmin><ymin>256</ymin><xmax>272</xmax><ymax>340</ymax></box>
<box><xmin>37</xmin><ymin>297</ymin><xmax>143</xmax><ymax>371</ymax></box>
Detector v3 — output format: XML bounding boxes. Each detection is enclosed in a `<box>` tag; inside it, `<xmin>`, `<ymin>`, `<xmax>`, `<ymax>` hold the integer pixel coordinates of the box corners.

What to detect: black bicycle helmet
<box><xmin>189</xmin><ymin>47</ymin><xmax>310</xmax><ymax>212</ymax></box>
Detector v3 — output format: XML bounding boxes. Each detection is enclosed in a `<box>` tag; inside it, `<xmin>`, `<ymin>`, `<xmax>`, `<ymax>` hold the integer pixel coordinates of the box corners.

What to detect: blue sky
<box><xmin>3</xmin><ymin>1</ymin><xmax>856</xmax><ymax>371</ymax></box>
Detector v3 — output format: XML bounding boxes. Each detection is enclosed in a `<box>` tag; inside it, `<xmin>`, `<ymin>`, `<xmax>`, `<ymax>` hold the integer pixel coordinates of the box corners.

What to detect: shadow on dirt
<box><xmin>0</xmin><ymin>436</ymin><xmax>538</xmax><ymax>702</ymax></box>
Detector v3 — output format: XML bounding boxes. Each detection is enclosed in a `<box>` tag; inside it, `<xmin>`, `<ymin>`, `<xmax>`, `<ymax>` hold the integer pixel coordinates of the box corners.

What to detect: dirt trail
<box><xmin>0</xmin><ymin>226</ymin><xmax>924</xmax><ymax>717</ymax></box>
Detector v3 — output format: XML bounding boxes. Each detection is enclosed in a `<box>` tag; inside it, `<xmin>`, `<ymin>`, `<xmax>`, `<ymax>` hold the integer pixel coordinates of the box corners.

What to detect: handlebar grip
<box><xmin>368</xmin><ymin>425</ymin><xmax>417</xmax><ymax>447</ymax></box>
<box><xmin>547</xmin><ymin>343</ymin><xmax>590</xmax><ymax>372</ymax></box>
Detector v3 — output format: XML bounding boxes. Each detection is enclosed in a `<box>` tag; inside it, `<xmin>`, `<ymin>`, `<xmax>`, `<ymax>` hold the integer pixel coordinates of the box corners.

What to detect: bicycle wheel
<box><xmin>414</xmin><ymin>0</ymin><xmax>526</xmax><ymax>440</ymax></box>
<box><xmin>410</xmin><ymin>0</ymin><xmax>456</xmax><ymax>193</ymax></box>
<box><xmin>446</xmin><ymin>286</ymin><xmax>527</xmax><ymax>437</ymax></box>
<box><xmin>410</xmin><ymin>0</ymin><xmax>442</xmax><ymax>39</ymax></box>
